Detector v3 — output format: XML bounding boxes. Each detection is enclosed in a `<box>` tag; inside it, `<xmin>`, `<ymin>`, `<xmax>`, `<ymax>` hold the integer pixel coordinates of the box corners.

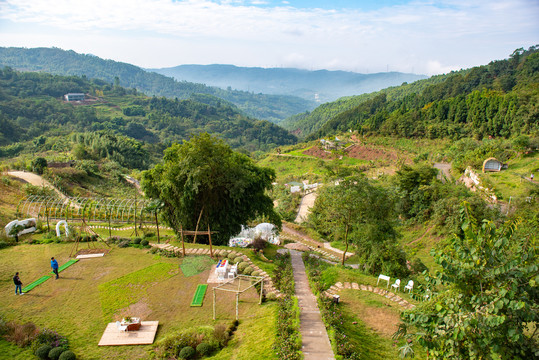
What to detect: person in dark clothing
<box><xmin>13</xmin><ymin>272</ymin><xmax>23</xmax><ymax>295</ymax></box>
<box><xmin>51</xmin><ymin>257</ymin><xmax>59</xmax><ymax>279</ymax></box>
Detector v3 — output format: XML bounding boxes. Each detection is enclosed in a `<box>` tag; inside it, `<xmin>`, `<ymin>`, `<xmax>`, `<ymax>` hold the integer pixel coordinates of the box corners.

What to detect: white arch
<box><xmin>56</xmin><ymin>220</ymin><xmax>70</xmax><ymax>237</ymax></box>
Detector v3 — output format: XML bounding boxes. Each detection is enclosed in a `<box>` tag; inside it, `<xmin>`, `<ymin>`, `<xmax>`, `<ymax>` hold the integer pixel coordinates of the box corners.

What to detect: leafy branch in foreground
<box><xmin>395</xmin><ymin>202</ymin><xmax>538</xmax><ymax>359</ymax></box>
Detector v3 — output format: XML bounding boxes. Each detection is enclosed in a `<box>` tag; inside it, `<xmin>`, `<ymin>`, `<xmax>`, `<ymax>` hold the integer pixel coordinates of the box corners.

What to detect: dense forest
<box><xmin>0</xmin><ymin>47</ymin><xmax>317</xmax><ymax>122</ymax></box>
<box><xmin>282</xmin><ymin>46</ymin><xmax>538</xmax><ymax>139</ymax></box>
<box><xmin>305</xmin><ymin>46</ymin><xmax>538</xmax><ymax>140</ymax></box>
<box><xmin>0</xmin><ymin>67</ymin><xmax>297</xmax><ymax>166</ymax></box>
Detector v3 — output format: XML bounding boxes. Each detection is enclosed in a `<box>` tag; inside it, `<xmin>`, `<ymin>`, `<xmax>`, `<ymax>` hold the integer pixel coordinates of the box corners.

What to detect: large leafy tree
<box><xmin>308</xmin><ymin>176</ymin><xmax>406</xmax><ymax>275</ymax></box>
<box><xmin>398</xmin><ymin>204</ymin><xmax>538</xmax><ymax>359</ymax></box>
<box><xmin>141</xmin><ymin>133</ymin><xmax>280</xmax><ymax>245</ymax></box>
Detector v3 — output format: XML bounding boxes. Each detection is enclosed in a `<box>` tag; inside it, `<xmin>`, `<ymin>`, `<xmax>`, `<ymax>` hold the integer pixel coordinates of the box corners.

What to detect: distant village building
<box><xmin>482</xmin><ymin>157</ymin><xmax>506</xmax><ymax>172</ymax></box>
<box><xmin>64</xmin><ymin>93</ymin><xmax>85</xmax><ymax>102</ymax></box>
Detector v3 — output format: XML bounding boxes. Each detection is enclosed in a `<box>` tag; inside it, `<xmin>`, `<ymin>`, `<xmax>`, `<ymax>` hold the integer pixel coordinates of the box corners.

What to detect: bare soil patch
<box><xmin>346</xmin><ymin>144</ymin><xmax>403</xmax><ymax>162</ymax></box>
<box><xmin>358</xmin><ymin>305</ymin><xmax>400</xmax><ymax>337</ymax></box>
<box><xmin>303</xmin><ymin>146</ymin><xmax>338</xmax><ymax>159</ymax></box>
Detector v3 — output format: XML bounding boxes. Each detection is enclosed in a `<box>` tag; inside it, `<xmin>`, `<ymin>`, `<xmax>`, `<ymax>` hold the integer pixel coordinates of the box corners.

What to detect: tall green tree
<box><xmin>308</xmin><ymin>176</ymin><xmax>406</xmax><ymax>274</ymax></box>
<box><xmin>141</xmin><ymin>133</ymin><xmax>280</xmax><ymax>245</ymax></box>
<box><xmin>398</xmin><ymin>203</ymin><xmax>538</xmax><ymax>359</ymax></box>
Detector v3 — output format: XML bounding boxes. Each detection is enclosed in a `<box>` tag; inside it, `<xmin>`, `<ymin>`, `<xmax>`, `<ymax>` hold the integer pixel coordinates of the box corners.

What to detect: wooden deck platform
<box><xmin>98</xmin><ymin>321</ymin><xmax>159</xmax><ymax>346</ymax></box>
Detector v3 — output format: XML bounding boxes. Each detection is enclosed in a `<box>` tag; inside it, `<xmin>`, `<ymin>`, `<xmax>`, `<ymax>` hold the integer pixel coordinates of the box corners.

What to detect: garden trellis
<box><xmin>17</xmin><ymin>195</ymin><xmax>153</xmax><ymax>224</ymax></box>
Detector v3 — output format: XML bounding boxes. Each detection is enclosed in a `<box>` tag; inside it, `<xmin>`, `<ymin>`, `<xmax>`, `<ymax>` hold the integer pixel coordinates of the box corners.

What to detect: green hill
<box><xmin>0</xmin><ymin>47</ymin><xmax>317</xmax><ymax>123</ymax></box>
<box><xmin>286</xmin><ymin>46</ymin><xmax>538</xmax><ymax>140</ymax></box>
<box><xmin>0</xmin><ymin>68</ymin><xmax>297</xmax><ymax>164</ymax></box>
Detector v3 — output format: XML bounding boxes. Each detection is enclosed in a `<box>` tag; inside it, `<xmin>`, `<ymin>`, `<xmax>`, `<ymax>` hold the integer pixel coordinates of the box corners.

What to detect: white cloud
<box><xmin>0</xmin><ymin>0</ymin><xmax>537</xmax><ymax>74</ymax></box>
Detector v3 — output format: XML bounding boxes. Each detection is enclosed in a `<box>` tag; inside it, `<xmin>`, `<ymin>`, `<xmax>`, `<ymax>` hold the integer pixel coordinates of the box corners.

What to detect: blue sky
<box><xmin>0</xmin><ymin>0</ymin><xmax>537</xmax><ymax>75</ymax></box>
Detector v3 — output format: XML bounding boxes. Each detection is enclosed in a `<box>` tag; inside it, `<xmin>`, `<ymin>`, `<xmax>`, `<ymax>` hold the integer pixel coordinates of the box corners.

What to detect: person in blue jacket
<box><xmin>13</xmin><ymin>272</ymin><xmax>24</xmax><ymax>295</ymax></box>
<box><xmin>51</xmin><ymin>257</ymin><xmax>59</xmax><ymax>279</ymax></box>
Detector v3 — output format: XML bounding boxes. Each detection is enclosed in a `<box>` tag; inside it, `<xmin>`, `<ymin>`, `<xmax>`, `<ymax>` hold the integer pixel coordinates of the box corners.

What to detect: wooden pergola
<box><xmin>212</xmin><ymin>275</ymin><xmax>265</xmax><ymax>320</ymax></box>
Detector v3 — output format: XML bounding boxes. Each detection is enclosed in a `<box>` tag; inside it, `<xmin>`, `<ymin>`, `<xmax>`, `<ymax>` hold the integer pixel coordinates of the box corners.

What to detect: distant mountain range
<box><xmin>149</xmin><ymin>64</ymin><xmax>427</xmax><ymax>103</ymax></box>
<box><xmin>0</xmin><ymin>47</ymin><xmax>316</xmax><ymax>123</ymax></box>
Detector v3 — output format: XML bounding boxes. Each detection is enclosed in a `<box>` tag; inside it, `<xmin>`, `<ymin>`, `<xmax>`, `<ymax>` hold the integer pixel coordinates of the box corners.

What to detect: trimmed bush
<box><xmin>141</xmin><ymin>239</ymin><xmax>149</xmax><ymax>247</ymax></box>
<box><xmin>132</xmin><ymin>238</ymin><xmax>141</xmax><ymax>245</ymax></box>
<box><xmin>251</xmin><ymin>271</ymin><xmax>260</xmax><ymax>277</ymax></box>
<box><xmin>227</xmin><ymin>252</ymin><xmax>236</xmax><ymax>260</ymax></box>
<box><xmin>196</xmin><ymin>342</ymin><xmax>214</xmax><ymax>356</ymax></box>
<box><xmin>118</xmin><ymin>240</ymin><xmax>130</xmax><ymax>248</ymax></box>
<box><xmin>49</xmin><ymin>347</ymin><xmax>65</xmax><ymax>360</ymax></box>
<box><xmin>233</xmin><ymin>256</ymin><xmax>244</xmax><ymax>264</ymax></box>
<box><xmin>237</xmin><ymin>262</ymin><xmax>249</xmax><ymax>272</ymax></box>
<box><xmin>144</xmin><ymin>232</ymin><xmax>155</xmax><ymax>238</ymax></box>
<box><xmin>243</xmin><ymin>266</ymin><xmax>253</xmax><ymax>275</ymax></box>
<box><xmin>179</xmin><ymin>346</ymin><xmax>195</xmax><ymax>359</ymax></box>
<box><xmin>58</xmin><ymin>350</ymin><xmax>76</xmax><ymax>360</ymax></box>
<box><xmin>36</xmin><ymin>344</ymin><xmax>52</xmax><ymax>359</ymax></box>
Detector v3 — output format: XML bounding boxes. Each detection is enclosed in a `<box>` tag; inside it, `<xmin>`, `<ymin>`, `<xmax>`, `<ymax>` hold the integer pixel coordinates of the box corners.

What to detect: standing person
<box><xmin>51</xmin><ymin>257</ymin><xmax>59</xmax><ymax>279</ymax></box>
<box><xmin>13</xmin><ymin>272</ymin><xmax>24</xmax><ymax>295</ymax></box>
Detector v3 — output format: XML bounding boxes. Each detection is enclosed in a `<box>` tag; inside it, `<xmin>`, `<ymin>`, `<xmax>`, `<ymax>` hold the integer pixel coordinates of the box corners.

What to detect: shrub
<box><xmin>213</xmin><ymin>324</ymin><xmax>229</xmax><ymax>347</ymax></box>
<box><xmin>179</xmin><ymin>346</ymin><xmax>195</xmax><ymax>359</ymax></box>
<box><xmin>411</xmin><ymin>258</ymin><xmax>428</xmax><ymax>274</ymax></box>
<box><xmin>58</xmin><ymin>350</ymin><xmax>76</xmax><ymax>360</ymax></box>
<box><xmin>237</xmin><ymin>262</ymin><xmax>249</xmax><ymax>272</ymax></box>
<box><xmin>144</xmin><ymin>232</ymin><xmax>155</xmax><ymax>238</ymax></box>
<box><xmin>118</xmin><ymin>240</ymin><xmax>130</xmax><ymax>248</ymax></box>
<box><xmin>243</xmin><ymin>266</ymin><xmax>253</xmax><ymax>275</ymax></box>
<box><xmin>251</xmin><ymin>270</ymin><xmax>260</xmax><ymax>277</ymax></box>
<box><xmin>233</xmin><ymin>256</ymin><xmax>244</xmax><ymax>264</ymax></box>
<box><xmin>36</xmin><ymin>344</ymin><xmax>52</xmax><ymax>359</ymax></box>
<box><xmin>49</xmin><ymin>347</ymin><xmax>65</xmax><ymax>360</ymax></box>
<box><xmin>141</xmin><ymin>239</ymin><xmax>149</xmax><ymax>247</ymax></box>
<box><xmin>31</xmin><ymin>328</ymin><xmax>69</xmax><ymax>353</ymax></box>
<box><xmin>0</xmin><ymin>241</ymin><xmax>9</xmax><ymax>249</ymax></box>
<box><xmin>252</xmin><ymin>236</ymin><xmax>266</xmax><ymax>252</ymax></box>
<box><xmin>227</xmin><ymin>252</ymin><xmax>236</xmax><ymax>260</ymax></box>
<box><xmin>6</xmin><ymin>321</ymin><xmax>39</xmax><ymax>347</ymax></box>
<box><xmin>196</xmin><ymin>342</ymin><xmax>214</xmax><ymax>356</ymax></box>
<box><xmin>132</xmin><ymin>238</ymin><xmax>141</xmax><ymax>245</ymax></box>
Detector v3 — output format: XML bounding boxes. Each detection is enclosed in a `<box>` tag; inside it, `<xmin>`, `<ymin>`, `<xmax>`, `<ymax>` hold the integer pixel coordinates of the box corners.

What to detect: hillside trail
<box><xmin>295</xmin><ymin>190</ymin><xmax>318</xmax><ymax>223</ymax></box>
<box><xmin>289</xmin><ymin>249</ymin><xmax>335</xmax><ymax>360</ymax></box>
<box><xmin>6</xmin><ymin>171</ymin><xmax>78</xmax><ymax>209</ymax></box>
<box><xmin>433</xmin><ymin>162</ymin><xmax>452</xmax><ymax>182</ymax></box>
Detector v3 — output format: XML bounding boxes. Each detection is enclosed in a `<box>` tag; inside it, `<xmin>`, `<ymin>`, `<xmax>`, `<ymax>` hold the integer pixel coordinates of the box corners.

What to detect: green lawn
<box><xmin>338</xmin><ymin>290</ymin><xmax>427</xmax><ymax>360</ymax></box>
<box><xmin>0</xmin><ymin>243</ymin><xmax>277</xmax><ymax>359</ymax></box>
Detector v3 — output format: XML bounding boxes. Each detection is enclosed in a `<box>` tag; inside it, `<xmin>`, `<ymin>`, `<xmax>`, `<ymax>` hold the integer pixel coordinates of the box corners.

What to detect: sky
<box><xmin>0</xmin><ymin>0</ymin><xmax>537</xmax><ymax>75</ymax></box>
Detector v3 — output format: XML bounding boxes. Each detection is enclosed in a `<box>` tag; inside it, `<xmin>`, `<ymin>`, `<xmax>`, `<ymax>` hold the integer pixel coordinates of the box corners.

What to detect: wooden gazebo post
<box><xmin>208</xmin><ymin>223</ymin><xmax>213</xmax><ymax>258</ymax></box>
<box><xmin>180</xmin><ymin>224</ymin><xmax>186</xmax><ymax>257</ymax></box>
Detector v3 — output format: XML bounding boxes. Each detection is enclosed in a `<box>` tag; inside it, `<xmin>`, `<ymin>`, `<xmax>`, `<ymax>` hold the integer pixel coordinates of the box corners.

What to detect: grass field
<box><xmin>0</xmin><ymin>243</ymin><xmax>277</xmax><ymax>360</ymax></box>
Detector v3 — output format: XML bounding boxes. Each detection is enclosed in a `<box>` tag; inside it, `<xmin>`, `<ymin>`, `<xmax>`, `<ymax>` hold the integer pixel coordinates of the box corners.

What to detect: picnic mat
<box><xmin>181</xmin><ymin>256</ymin><xmax>213</xmax><ymax>277</ymax></box>
<box><xmin>191</xmin><ymin>284</ymin><xmax>208</xmax><ymax>307</ymax></box>
<box><xmin>51</xmin><ymin>259</ymin><xmax>79</xmax><ymax>274</ymax></box>
<box><xmin>22</xmin><ymin>275</ymin><xmax>52</xmax><ymax>293</ymax></box>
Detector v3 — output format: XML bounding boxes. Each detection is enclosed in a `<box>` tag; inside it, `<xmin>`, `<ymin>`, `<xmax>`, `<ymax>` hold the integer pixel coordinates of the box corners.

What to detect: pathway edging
<box><xmin>290</xmin><ymin>250</ymin><xmax>335</xmax><ymax>360</ymax></box>
<box><xmin>323</xmin><ymin>282</ymin><xmax>416</xmax><ymax>310</ymax></box>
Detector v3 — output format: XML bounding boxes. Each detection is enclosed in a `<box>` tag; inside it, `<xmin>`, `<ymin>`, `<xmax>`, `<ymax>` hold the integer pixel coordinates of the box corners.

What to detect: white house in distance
<box><xmin>64</xmin><ymin>93</ymin><xmax>85</xmax><ymax>102</ymax></box>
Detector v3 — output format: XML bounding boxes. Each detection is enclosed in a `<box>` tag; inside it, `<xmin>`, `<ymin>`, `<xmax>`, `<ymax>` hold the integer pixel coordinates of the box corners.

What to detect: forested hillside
<box><xmin>151</xmin><ymin>64</ymin><xmax>426</xmax><ymax>103</ymax></box>
<box><xmin>0</xmin><ymin>47</ymin><xmax>317</xmax><ymax>122</ymax></box>
<box><xmin>304</xmin><ymin>46</ymin><xmax>538</xmax><ymax>140</ymax></box>
<box><xmin>0</xmin><ymin>67</ymin><xmax>297</xmax><ymax>166</ymax></box>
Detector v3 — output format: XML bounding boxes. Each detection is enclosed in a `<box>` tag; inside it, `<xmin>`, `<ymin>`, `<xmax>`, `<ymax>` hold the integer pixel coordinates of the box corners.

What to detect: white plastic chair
<box><xmin>116</xmin><ymin>321</ymin><xmax>128</xmax><ymax>332</ymax></box>
<box><xmin>404</xmin><ymin>280</ymin><xmax>414</xmax><ymax>293</ymax></box>
<box><xmin>391</xmin><ymin>279</ymin><xmax>401</xmax><ymax>292</ymax></box>
<box><xmin>228</xmin><ymin>264</ymin><xmax>238</xmax><ymax>279</ymax></box>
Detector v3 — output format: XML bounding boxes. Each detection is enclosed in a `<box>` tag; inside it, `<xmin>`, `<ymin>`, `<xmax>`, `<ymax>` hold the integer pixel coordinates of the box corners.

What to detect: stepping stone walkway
<box><xmin>149</xmin><ymin>243</ymin><xmax>280</xmax><ymax>297</ymax></box>
<box><xmin>323</xmin><ymin>282</ymin><xmax>416</xmax><ymax>310</ymax></box>
<box><xmin>290</xmin><ymin>250</ymin><xmax>335</xmax><ymax>360</ymax></box>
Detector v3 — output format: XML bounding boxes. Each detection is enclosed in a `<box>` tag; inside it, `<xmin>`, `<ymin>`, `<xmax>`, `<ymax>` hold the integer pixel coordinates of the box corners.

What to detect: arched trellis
<box><xmin>17</xmin><ymin>196</ymin><xmax>152</xmax><ymax>224</ymax></box>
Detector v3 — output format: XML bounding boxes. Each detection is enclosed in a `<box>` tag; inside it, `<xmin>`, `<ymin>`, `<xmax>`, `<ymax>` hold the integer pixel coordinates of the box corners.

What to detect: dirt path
<box><xmin>433</xmin><ymin>162</ymin><xmax>452</xmax><ymax>182</ymax></box>
<box><xmin>290</xmin><ymin>250</ymin><xmax>335</xmax><ymax>360</ymax></box>
<box><xmin>282</xmin><ymin>223</ymin><xmax>352</xmax><ymax>261</ymax></box>
<box><xmin>295</xmin><ymin>191</ymin><xmax>318</xmax><ymax>223</ymax></box>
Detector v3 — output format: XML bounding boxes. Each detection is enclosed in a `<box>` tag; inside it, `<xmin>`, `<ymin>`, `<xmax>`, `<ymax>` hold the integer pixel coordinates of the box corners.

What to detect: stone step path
<box><xmin>323</xmin><ymin>282</ymin><xmax>416</xmax><ymax>310</ymax></box>
<box><xmin>290</xmin><ymin>250</ymin><xmax>335</xmax><ymax>360</ymax></box>
<box><xmin>149</xmin><ymin>243</ymin><xmax>280</xmax><ymax>297</ymax></box>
